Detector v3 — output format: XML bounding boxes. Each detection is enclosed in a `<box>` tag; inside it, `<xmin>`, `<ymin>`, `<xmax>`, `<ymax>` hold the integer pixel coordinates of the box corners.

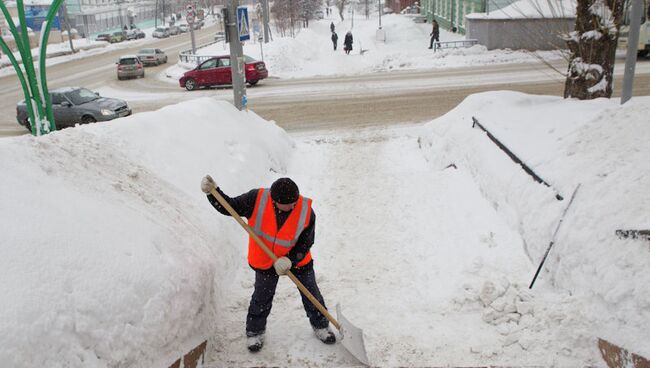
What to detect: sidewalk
<box><xmin>0</xmin><ymin>38</ymin><xmax>108</xmax><ymax>69</ymax></box>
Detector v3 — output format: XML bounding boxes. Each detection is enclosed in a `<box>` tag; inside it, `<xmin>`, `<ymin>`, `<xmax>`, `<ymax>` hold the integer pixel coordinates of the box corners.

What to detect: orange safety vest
<box><xmin>248</xmin><ymin>188</ymin><xmax>313</xmax><ymax>270</ymax></box>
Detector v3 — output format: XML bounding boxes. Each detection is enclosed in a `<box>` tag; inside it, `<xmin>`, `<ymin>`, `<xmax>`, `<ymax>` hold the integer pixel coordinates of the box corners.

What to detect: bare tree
<box><xmin>336</xmin><ymin>0</ymin><xmax>348</xmax><ymax>20</ymax></box>
<box><xmin>564</xmin><ymin>0</ymin><xmax>626</xmax><ymax>99</ymax></box>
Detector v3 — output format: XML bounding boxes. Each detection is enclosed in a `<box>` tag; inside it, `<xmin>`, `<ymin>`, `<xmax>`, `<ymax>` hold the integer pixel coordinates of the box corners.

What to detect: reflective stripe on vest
<box><xmin>247</xmin><ymin>188</ymin><xmax>313</xmax><ymax>269</ymax></box>
<box><xmin>251</xmin><ymin>189</ymin><xmax>310</xmax><ymax>249</ymax></box>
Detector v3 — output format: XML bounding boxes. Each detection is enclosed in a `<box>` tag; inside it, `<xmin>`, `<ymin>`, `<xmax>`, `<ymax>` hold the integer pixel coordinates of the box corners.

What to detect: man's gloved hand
<box><xmin>201</xmin><ymin>175</ymin><xmax>216</xmax><ymax>194</ymax></box>
<box><xmin>273</xmin><ymin>256</ymin><xmax>292</xmax><ymax>276</ymax></box>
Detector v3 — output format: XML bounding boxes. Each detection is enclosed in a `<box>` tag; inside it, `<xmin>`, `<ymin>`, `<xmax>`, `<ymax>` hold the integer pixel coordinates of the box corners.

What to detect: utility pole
<box><xmin>187</xmin><ymin>2</ymin><xmax>197</xmax><ymax>55</ymax></box>
<box><xmin>621</xmin><ymin>0</ymin><xmax>643</xmax><ymax>104</ymax></box>
<box><xmin>262</xmin><ymin>0</ymin><xmax>270</xmax><ymax>42</ymax></box>
<box><xmin>155</xmin><ymin>0</ymin><xmax>159</xmax><ymax>27</ymax></box>
<box><xmin>226</xmin><ymin>0</ymin><xmax>247</xmax><ymax>110</ymax></box>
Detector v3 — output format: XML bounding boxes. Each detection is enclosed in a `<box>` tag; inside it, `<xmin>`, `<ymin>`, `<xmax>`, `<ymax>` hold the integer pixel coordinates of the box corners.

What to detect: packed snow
<box><xmin>162</xmin><ymin>13</ymin><xmax>567</xmax><ymax>81</ymax></box>
<box><xmin>1</xmin><ymin>4</ymin><xmax>649</xmax><ymax>368</ymax></box>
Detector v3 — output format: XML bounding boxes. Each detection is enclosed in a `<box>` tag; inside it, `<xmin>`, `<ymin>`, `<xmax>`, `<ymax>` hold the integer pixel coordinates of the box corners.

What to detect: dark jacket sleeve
<box><xmin>287</xmin><ymin>210</ymin><xmax>316</xmax><ymax>266</ymax></box>
<box><xmin>207</xmin><ymin>188</ymin><xmax>258</xmax><ymax>219</ymax></box>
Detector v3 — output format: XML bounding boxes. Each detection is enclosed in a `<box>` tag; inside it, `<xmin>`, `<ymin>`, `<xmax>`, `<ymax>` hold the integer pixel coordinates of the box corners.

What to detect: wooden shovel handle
<box><xmin>209</xmin><ymin>187</ymin><xmax>341</xmax><ymax>330</ymax></box>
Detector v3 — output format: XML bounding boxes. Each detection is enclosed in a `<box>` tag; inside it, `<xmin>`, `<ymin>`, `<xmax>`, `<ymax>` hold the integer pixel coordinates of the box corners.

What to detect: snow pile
<box><xmin>0</xmin><ymin>98</ymin><xmax>292</xmax><ymax>367</ymax></box>
<box><xmin>420</xmin><ymin>91</ymin><xmax>650</xmax><ymax>358</ymax></box>
<box><xmin>1</xmin><ymin>91</ymin><xmax>649</xmax><ymax>367</ymax></box>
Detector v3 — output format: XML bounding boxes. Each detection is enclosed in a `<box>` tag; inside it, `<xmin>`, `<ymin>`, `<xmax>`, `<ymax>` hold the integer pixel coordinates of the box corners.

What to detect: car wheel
<box><xmin>638</xmin><ymin>50</ymin><xmax>649</xmax><ymax>58</ymax></box>
<box><xmin>141</xmin><ymin>72</ymin><xmax>145</xmax><ymax>78</ymax></box>
<box><xmin>185</xmin><ymin>78</ymin><xmax>197</xmax><ymax>91</ymax></box>
<box><xmin>81</xmin><ymin>115</ymin><xmax>97</xmax><ymax>124</ymax></box>
<box><xmin>164</xmin><ymin>57</ymin><xmax>168</xmax><ymax>64</ymax></box>
<box><xmin>248</xmin><ymin>80</ymin><xmax>258</xmax><ymax>86</ymax></box>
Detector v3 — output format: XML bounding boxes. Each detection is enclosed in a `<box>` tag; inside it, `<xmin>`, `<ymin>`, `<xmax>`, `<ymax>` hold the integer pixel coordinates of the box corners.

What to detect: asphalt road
<box><xmin>1</xmin><ymin>31</ymin><xmax>650</xmax><ymax>137</ymax></box>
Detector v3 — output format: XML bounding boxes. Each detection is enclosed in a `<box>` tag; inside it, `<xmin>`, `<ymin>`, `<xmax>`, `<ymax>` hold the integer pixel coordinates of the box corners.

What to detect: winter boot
<box><xmin>313</xmin><ymin>327</ymin><xmax>336</xmax><ymax>344</ymax></box>
<box><xmin>246</xmin><ymin>332</ymin><xmax>265</xmax><ymax>352</ymax></box>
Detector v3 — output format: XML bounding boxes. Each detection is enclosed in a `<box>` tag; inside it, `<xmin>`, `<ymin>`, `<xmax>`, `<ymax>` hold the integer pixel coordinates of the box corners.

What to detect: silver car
<box><xmin>16</xmin><ymin>87</ymin><xmax>131</xmax><ymax>131</ymax></box>
<box><xmin>152</xmin><ymin>27</ymin><xmax>170</xmax><ymax>38</ymax></box>
<box><xmin>117</xmin><ymin>55</ymin><xmax>145</xmax><ymax>79</ymax></box>
<box><xmin>136</xmin><ymin>48</ymin><xmax>168</xmax><ymax>66</ymax></box>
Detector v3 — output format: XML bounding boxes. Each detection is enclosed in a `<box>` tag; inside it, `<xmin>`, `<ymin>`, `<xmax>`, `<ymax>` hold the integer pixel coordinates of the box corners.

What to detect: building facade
<box><xmin>419</xmin><ymin>0</ymin><xmax>516</xmax><ymax>33</ymax></box>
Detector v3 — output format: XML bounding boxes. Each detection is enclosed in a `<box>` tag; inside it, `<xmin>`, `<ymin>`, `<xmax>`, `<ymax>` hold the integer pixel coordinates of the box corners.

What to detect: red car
<box><xmin>179</xmin><ymin>55</ymin><xmax>268</xmax><ymax>91</ymax></box>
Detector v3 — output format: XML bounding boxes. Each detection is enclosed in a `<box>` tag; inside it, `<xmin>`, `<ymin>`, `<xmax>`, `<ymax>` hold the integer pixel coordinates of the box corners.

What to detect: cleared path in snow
<box><xmin>203</xmin><ymin>125</ymin><xmax>540</xmax><ymax>367</ymax></box>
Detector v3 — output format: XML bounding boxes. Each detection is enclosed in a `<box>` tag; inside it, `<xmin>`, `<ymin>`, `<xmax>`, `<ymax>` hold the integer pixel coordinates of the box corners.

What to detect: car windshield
<box><xmin>155</xmin><ymin>28</ymin><xmax>165</xmax><ymax>32</ymax></box>
<box><xmin>244</xmin><ymin>55</ymin><xmax>257</xmax><ymax>63</ymax></box>
<box><xmin>64</xmin><ymin>88</ymin><xmax>99</xmax><ymax>105</ymax></box>
<box><xmin>120</xmin><ymin>58</ymin><xmax>139</xmax><ymax>65</ymax></box>
<box><xmin>113</xmin><ymin>32</ymin><xmax>122</xmax><ymax>36</ymax></box>
<box><xmin>139</xmin><ymin>49</ymin><xmax>154</xmax><ymax>54</ymax></box>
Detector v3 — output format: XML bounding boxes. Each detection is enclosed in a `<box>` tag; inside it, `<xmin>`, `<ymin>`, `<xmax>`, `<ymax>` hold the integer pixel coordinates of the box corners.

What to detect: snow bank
<box><xmin>162</xmin><ymin>14</ymin><xmax>565</xmax><ymax>82</ymax></box>
<box><xmin>0</xmin><ymin>98</ymin><xmax>292</xmax><ymax>367</ymax></box>
<box><xmin>419</xmin><ymin>91</ymin><xmax>650</xmax><ymax>357</ymax></box>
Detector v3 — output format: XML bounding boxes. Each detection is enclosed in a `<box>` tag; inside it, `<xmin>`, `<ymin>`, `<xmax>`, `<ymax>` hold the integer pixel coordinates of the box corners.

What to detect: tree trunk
<box><xmin>564</xmin><ymin>0</ymin><xmax>625</xmax><ymax>99</ymax></box>
<box><xmin>337</xmin><ymin>0</ymin><xmax>346</xmax><ymax>20</ymax></box>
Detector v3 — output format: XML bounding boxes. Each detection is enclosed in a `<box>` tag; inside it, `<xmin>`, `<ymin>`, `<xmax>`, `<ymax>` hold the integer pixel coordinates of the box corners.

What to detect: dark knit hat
<box><xmin>270</xmin><ymin>178</ymin><xmax>299</xmax><ymax>204</ymax></box>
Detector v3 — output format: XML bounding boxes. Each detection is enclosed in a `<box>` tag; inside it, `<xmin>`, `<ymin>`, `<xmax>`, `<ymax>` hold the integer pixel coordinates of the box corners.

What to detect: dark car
<box><xmin>179</xmin><ymin>55</ymin><xmax>268</xmax><ymax>91</ymax></box>
<box><xmin>125</xmin><ymin>28</ymin><xmax>145</xmax><ymax>40</ymax></box>
<box><xmin>16</xmin><ymin>87</ymin><xmax>131</xmax><ymax>131</ymax></box>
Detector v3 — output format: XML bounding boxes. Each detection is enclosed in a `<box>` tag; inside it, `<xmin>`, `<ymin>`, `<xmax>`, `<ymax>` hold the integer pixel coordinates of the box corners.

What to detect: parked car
<box><xmin>125</xmin><ymin>28</ymin><xmax>145</xmax><ymax>40</ymax></box>
<box><xmin>16</xmin><ymin>87</ymin><xmax>131</xmax><ymax>131</ymax></box>
<box><xmin>214</xmin><ymin>31</ymin><xmax>226</xmax><ymax>42</ymax></box>
<box><xmin>178</xmin><ymin>23</ymin><xmax>189</xmax><ymax>33</ymax></box>
<box><xmin>315</xmin><ymin>9</ymin><xmax>324</xmax><ymax>19</ymax></box>
<box><xmin>110</xmin><ymin>31</ymin><xmax>126</xmax><ymax>43</ymax></box>
<box><xmin>152</xmin><ymin>27</ymin><xmax>170</xmax><ymax>38</ymax></box>
<box><xmin>168</xmin><ymin>25</ymin><xmax>181</xmax><ymax>35</ymax></box>
<box><xmin>179</xmin><ymin>55</ymin><xmax>268</xmax><ymax>91</ymax></box>
<box><xmin>116</xmin><ymin>55</ymin><xmax>145</xmax><ymax>80</ymax></box>
<box><xmin>95</xmin><ymin>33</ymin><xmax>111</xmax><ymax>42</ymax></box>
<box><xmin>136</xmin><ymin>48</ymin><xmax>168</xmax><ymax>66</ymax></box>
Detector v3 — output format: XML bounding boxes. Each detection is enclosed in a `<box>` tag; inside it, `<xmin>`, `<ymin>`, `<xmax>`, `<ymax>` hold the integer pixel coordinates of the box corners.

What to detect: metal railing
<box><xmin>178</xmin><ymin>40</ymin><xmax>222</xmax><ymax>64</ymax></box>
<box><xmin>431</xmin><ymin>39</ymin><xmax>478</xmax><ymax>52</ymax></box>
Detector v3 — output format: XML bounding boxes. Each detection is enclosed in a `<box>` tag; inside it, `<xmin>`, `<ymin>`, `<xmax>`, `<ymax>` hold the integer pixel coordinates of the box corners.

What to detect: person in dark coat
<box><xmin>429</xmin><ymin>19</ymin><xmax>440</xmax><ymax>49</ymax></box>
<box><xmin>200</xmin><ymin>175</ymin><xmax>336</xmax><ymax>353</ymax></box>
<box><xmin>343</xmin><ymin>31</ymin><xmax>353</xmax><ymax>54</ymax></box>
<box><xmin>331</xmin><ymin>31</ymin><xmax>338</xmax><ymax>50</ymax></box>
<box><xmin>330</xmin><ymin>21</ymin><xmax>335</xmax><ymax>33</ymax></box>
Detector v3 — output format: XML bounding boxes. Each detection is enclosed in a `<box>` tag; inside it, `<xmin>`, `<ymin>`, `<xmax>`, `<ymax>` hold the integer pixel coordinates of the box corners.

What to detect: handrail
<box><xmin>178</xmin><ymin>40</ymin><xmax>222</xmax><ymax>64</ymax></box>
<box><xmin>431</xmin><ymin>39</ymin><xmax>478</xmax><ymax>52</ymax></box>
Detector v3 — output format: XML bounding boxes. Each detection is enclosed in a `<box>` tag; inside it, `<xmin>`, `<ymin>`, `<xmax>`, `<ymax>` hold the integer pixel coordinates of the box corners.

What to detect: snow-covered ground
<box><xmin>161</xmin><ymin>13</ymin><xmax>567</xmax><ymax>82</ymax></box>
<box><xmin>1</xmin><ymin>5</ymin><xmax>649</xmax><ymax>368</ymax></box>
<box><xmin>1</xmin><ymin>91</ymin><xmax>648</xmax><ymax>367</ymax></box>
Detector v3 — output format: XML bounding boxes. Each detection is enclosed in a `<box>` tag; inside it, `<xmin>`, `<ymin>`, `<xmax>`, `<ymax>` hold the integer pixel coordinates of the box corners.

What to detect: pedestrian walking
<box><xmin>428</xmin><ymin>19</ymin><xmax>440</xmax><ymax>50</ymax></box>
<box><xmin>200</xmin><ymin>175</ymin><xmax>337</xmax><ymax>353</ymax></box>
<box><xmin>331</xmin><ymin>31</ymin><xmax>338</xmax><ymax>51</ymax></box>
<box><xmin>343</xmin><ymin>31</ymin><xmax>353</xmax><ymax>54</ymax></box>
<box><xmin>330</xmin><ymin>21</ymin><xmax>335</xmax><ymax>33</ymax></box>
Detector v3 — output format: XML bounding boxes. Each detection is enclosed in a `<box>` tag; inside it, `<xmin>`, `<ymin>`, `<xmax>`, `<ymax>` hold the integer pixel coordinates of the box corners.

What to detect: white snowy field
<box><xmin>161</xmin><ymin>12</ymin><xmax>567</xmax><ymax>82</ymax></box>
<box><xmin>1</xmin><ymin>91</ymin><xmax>648</xmax><ymax>367</ymax></box>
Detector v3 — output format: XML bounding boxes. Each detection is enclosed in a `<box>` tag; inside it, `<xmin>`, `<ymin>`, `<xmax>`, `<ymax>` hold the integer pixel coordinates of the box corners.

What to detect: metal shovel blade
<box><xmin>336</xmin><ymin>303</ymin><xmax>370</xmax><ymax>366</ymax></box>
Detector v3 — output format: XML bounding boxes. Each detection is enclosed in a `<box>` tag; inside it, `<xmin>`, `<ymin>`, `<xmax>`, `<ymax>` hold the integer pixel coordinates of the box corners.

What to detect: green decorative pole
<box><xmin>0</xmin><ymin>0</ymin><xmax>64</xmax><ymax>135</ymax></box>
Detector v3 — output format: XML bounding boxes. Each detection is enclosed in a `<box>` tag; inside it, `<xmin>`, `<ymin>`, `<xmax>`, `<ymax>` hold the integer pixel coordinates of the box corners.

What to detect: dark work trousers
<box><xmin>246</xmin><ymin>261</ymin><xmax>329</xmax><ymax>336</ymax></box>
<box><xmin>429</xmin><ymin>35</ymin><xmax>439</xmax><ymax>49</ymax></box>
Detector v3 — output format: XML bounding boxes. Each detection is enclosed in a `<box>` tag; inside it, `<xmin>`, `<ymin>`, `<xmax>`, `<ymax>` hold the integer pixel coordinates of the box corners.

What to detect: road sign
<box><xmin>237</xmin><ymin>7</ymin><xmax>250</xmax><ymax>41</ymax></box>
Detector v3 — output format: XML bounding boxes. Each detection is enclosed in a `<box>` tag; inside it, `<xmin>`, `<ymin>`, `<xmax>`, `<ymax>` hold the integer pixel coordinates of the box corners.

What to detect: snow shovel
<box><xmin>209</xmin><ymin>187</ymin><xmax>370</xmax><ymax>366</ymax></box>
